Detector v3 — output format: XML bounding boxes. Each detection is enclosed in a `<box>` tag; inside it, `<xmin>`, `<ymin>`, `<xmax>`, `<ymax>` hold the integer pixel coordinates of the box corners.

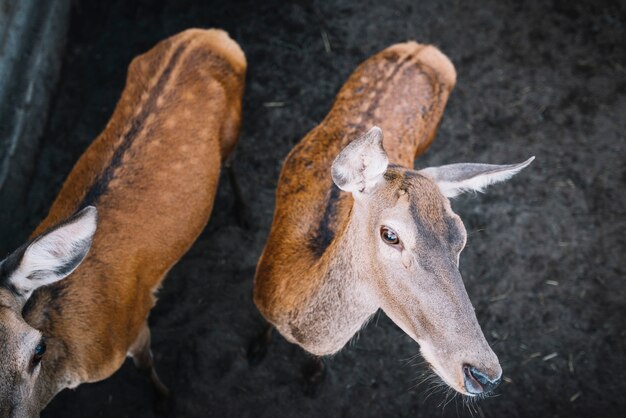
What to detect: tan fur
<box><xmin>4</xmin><ymin>28</ymin><xmax>245</xmax><ymax>413</ymax></box>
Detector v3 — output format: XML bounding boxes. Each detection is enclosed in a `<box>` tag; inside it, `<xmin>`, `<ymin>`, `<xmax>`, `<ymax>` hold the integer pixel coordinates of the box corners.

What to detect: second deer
<box><xmin>0</xmin><ymin>28</ymin><xmax>246</xmax><ymax>417</ymax></box>
<box><xmin>253</xmin><ymin>42</ymin><xmax>533</xmax><ymax>396</ymax></box>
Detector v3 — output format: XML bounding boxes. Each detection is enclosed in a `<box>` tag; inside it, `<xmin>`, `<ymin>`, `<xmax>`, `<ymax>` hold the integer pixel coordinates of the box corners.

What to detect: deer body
<box><xmin>0</xmin><ymin>28</ymin><xmax>246</xmax><ymax>416</ymax></box>
<box><xmin>255</xmin><ymin>43</ymin><xmax>456</xmax><ymax>354</ymax></box>
<box><xmin>254</xmin><ymin>43</ymin><xmax>532</xmax><ymax>395</ymax></box>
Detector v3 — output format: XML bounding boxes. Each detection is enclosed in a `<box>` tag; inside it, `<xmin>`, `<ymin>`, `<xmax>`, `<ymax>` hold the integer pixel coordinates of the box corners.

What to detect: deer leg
<box><xmin>129</xmin><ymin>323</ymin><xmax>170</xmax><ymax>399</ymax></box>
<box><xmin>302</xmin><ymin>356</ymin><xmax>326</xmax><ymax>398</ymax></box>
<box><xmin>224</xmin><ymin>157</ymin><xmax>250</xmax><ymax>229</ymax></box>
<box><xmin>247</xmin><ymin>323</ymin><xmax>274</xmax><ymax>366</ymax></box>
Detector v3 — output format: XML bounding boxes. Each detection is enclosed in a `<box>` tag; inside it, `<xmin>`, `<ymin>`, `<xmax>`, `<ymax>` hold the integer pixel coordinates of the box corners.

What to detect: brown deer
<box><xmin>0</xmin><ymin>28</ymin><xmax>246</xmax><ymax>416</ymax></box>
<box><xmin>253</xmin><ymin>42</ymin><xmax>533</xmax><ymax>396</ymax></box>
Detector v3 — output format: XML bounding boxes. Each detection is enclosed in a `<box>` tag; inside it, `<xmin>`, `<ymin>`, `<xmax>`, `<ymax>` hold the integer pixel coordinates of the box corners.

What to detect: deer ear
<box><xmin>332</xmin><ymin>126</ymin><xmax>389</xmax><ymax>194</ymax></box>
<box><xmin>418</xmin><ymin>157</ymin><xmax>535</xmax><ymax>198</ymax></box>
<box><xmin>0</xmin><ymin>206</ymin><xmax>97</xmax><ymax>303</ymax></box>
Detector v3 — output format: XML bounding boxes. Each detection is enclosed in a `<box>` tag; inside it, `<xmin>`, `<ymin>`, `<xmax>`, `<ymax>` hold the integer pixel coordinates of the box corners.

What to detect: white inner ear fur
<box><xmin>10</xmin><ymin>206</ymin><xmax>97</xmax><ymax>299</ymax></box>
<box><xmin>332</xmin><ymin>126</ymin><xmax>389</xmax><ymax>195</ymax></box>
<box><xmin>419</xmin><ymin>156</ymin><xmax>535</xmax><ymax>198</ymax></box>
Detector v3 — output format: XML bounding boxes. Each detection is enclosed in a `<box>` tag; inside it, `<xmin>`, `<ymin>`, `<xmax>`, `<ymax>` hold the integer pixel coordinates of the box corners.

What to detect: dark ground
<box><xmin>4</xmin><ymin>0</ymin><xmax>624</xmax><ymax>416</ymax></box>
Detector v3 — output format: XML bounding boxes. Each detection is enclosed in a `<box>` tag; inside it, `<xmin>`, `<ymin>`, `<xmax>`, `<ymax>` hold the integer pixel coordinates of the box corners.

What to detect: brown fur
<box><xmin>19</xmin><ymin>28</ymin><xmax>246</xmax><ymax>410</ymax></box>
<box><xmin>254</xmin><ymin>42</ymin><xmax>455</xmax><ymax>321</ymax></box>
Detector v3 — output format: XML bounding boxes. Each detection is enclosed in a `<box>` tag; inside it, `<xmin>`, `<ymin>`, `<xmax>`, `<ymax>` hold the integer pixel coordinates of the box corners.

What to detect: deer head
<box><xmin>332</xmin><ymin>127</ymin><xmax>533</xmax><ymax>395</ymax></box>
<box><xmin>0</xmin><ymin>206</ymin><xmax>97</xmax><ymax>417</ymax></box>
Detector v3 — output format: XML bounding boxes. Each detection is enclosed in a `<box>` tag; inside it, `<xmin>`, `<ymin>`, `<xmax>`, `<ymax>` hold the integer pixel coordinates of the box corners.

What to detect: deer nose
<box><xmin>463</xmin><ymin>365</ymin><xmax>501</xmax><ymax>395</ymax></box>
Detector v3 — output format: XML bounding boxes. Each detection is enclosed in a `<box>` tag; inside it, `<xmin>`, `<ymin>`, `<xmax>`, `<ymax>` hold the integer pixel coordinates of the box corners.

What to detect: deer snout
<box><xmin>462</xmin><ymin>364</ymin><xmax>502</xmax><ymax>395</ymax></box>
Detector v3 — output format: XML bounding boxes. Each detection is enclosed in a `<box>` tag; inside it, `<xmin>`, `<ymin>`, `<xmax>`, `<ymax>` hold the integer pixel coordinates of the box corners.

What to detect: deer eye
<box><xmin>380</xmin><ymin>226</ymin><xmax>400</xmax><ymax>245</ymax></box>
<box><xmin>33</xmin><ymin>339</ymin><xmax>47</xmax><ymax>365</ymax></box>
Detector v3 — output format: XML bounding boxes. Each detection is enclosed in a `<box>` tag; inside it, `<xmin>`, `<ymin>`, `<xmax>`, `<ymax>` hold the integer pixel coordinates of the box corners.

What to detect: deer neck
<box><xmin>280</xmin><ymin>201</ymin><xmax>378</xmax><ymax>356</ymax></box>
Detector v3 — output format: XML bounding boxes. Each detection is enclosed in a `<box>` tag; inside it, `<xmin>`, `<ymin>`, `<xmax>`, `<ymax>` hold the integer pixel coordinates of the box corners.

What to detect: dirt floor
<box><xmin>6</xmin><ymin>0</ymin><xmax>624</xmax><ymax>416</ymax></box>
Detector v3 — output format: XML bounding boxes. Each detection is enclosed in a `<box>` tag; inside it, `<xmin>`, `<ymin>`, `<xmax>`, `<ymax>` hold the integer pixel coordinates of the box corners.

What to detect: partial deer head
<box><xmin>332</xmin><ymin>127</ymin><xmax>533</xmax><ymax>396</ymax></box>
<box><xmin>0</xmin><ymin>206</ymin><xmax>96</xmax><ymax>417</ymax></box>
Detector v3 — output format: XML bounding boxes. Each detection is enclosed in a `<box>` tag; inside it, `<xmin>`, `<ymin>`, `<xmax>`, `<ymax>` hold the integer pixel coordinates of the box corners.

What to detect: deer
<box><xmin>0</xmin><ymin>28</ymin><xmax>246</xmax><ymax>417</ymax></box>
<box><xmin>253</xmin><ymin>42</ymin><xmax>533</xmax><ymax>397</ymax></box>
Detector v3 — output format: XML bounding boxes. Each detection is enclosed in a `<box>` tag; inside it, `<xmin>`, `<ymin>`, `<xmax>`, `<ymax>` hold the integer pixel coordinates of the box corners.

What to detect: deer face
<box><xmin>0</xmin><ymin>207</ymin><xmax>97</xmax><ymax>417</ymax></box>
<box><xmin>332</xmin><ymin>127</ymin><xmax>533</xmax><ymax>396</ymax></box>
<box><xmin>0</xmin><ymin>295</ymin><xmax>47</xmax><ymax>418</ymax></box>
